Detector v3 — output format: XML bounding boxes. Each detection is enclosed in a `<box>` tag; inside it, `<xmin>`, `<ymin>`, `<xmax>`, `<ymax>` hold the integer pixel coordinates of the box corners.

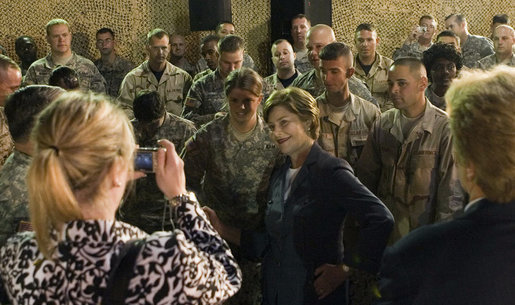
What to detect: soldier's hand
<box><xmin>203</xmin><ymin>206</ymin><xmax>223</xmax><ymax>233</ymax></box>
<box><xmin>155</xmin><ymin>139</ymin><xmax>187</xmax><ymax>198</ymax></box>
<box><xmin>202</xmin><ymin>206</ymin><xmax>241</xmax><ymax>245</ymax></box>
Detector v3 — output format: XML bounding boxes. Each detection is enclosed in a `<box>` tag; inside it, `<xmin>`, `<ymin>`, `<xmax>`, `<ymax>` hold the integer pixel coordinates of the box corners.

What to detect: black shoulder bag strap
<box><xmin>102</xmin><ymin>239</ymin><xmax>145</xmax><ymax>305</ymax></box>
<box><xmin>0</xmin><ymin>275</ymin><xmax>11</xmax><ymax>305</ymax></box>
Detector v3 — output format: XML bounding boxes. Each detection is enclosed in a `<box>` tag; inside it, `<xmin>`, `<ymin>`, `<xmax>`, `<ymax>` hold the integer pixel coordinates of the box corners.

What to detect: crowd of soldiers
<box><xmin>0</xmin><ymin>11</ymin><xmax>513</xmax><ymax>305</ymax></box>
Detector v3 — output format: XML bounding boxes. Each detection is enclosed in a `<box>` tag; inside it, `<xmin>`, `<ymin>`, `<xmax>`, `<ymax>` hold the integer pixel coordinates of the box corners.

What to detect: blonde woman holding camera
<box><xmin>0</xmin><ymin>91</ymin><xmax>241</xmax><ymax>304</ymax></box>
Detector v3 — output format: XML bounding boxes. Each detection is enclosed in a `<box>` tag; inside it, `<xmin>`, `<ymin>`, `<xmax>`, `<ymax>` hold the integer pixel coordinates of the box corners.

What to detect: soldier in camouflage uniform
<box><xmin>195</xmin><ymin>51</ymin><xmax>254</xmax><ymax>74</ymax></box>
<box><xmin>183</xmin><ymin>68</ymin><xmax>280</xmax><ymax>305</ymax></box>
<box><xmin>170</xmin><ymin>34</ymin><xmax>195</xmax><ymax>76</ymax></box>
<box><xmin>490</xmin><ymin>14</ymin><xmax>510</xmax><ymax>40</ymax></box>
<box><xmin>0</xmin><ymin>55</ymin><xmax>21</xmax><ymax>168</ymax></box>
<box><xmin>23</xmin><ymin>19</ymin><xmax>106</xmax><ymax>93</ymax></box>
<box><xmin>0</xmin><ymin>110</ymin><xmax>13</xmax><ymax>168</ymax></box>
<box><xmin>422</xmin><ymin>43</ymin><xmax>464</xmax><ymax>111</ymax></box>
<box><xmin>193</xmin><ymin>35</ymin><xmax>219</xmax><ymax>80</ymax></box>
<box><xmin>183</xmin><ymin>69</ymin><xmax>226</xmax><ymax>126</ymax></box>
<box><xmin>291</xmin><ymin>24</ymin><xmax>378</xmax><ymax>107</ymax></box>
<box><xmin>216</xmin><ymin>21</ymin><xmax>255</xmax><ymax>70</ymax></box>
<box><xmin>0</xmin><ymin>85</ymin><xmax>64</xmax><ymax>246</ymax></box>
<box><xmin>294</xmin><ymin>51</ymin><xmax>312</xmax><ymax>73</ymax></box>
<box><xmin>94</xmin><ymin>28</ymin><xmax>135</xmax><ymax>97</ymax></box>
<box><xmin>15</xmin><ymin>36</ymin><xmax>37</xmax><ymax>76</ymax></box>
<box><xmin>263</xmin><ymin>39</ymin><xmax>301</xmax><ymax>100</ymax></box>
<box><xmin>291</xmin><ymin>14</ymin><xmax>313</xmax><ymax>73</ymax></box>
<box><xmin>445</xmin><ymin>14</ymin><xmax>495</xmax><ymax>68</ymax></box>
<box><xmin>118</xmin><ymin>29</ymin><xmax>192</xmax><ymax>117</ymax></box>
<box><xmin>393</xmin><ymin>15</ymin><xmax>437</xmax><ymax>60</ymax></box>
<box><xmin>183</xmin><ymin>35</ymin><xmax>246</xmax><ymax>126</ymax></box>
<box><xmin>476</xmin><ymin>25</ymin><xmax>515</xmax><ymax>70</ymax></box>
<box><xmin>193</xmin><ymin>68</ymin><xmax>212</xmax><ymax>82</ymax></box>
<box><xmin>292</xmin><ymin>63</ymin><xmax>378</xmax><ymax>107</ymax></box>
<box><xmin>317</xmin><ymin>43</ymin><xmax>381</xmax><ymax>168</ymax></box>
<box><xmin>436</xmin><ymin>30</ymin><xmax>462</xmax><ymax>50</ymax></box>
<box><xmin>194</xmin><ymin>58</ymin><xmax>211</xmax><ymax>76</ymax></box>
<box><xmin>356</xmin><ymin>59</ymin><xmax>463</xmax><ymax>244</ymax></box>
<box><xmin>118</xmin><ymin>90</ymin><xmax>196</xmax><ymax>234</ymax></box>
<box><xmin>354</xmin><ymin>23</ymin><xmax>394</xmax><ymax>112</ymax></box>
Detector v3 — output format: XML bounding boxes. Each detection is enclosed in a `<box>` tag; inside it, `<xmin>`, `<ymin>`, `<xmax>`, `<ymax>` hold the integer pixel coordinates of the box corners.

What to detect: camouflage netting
<box><xmin>0</xmin><ymin>0</ymin><xmax>513</xmax><ymax>76</ymax></box>
<box><xmin>0</xmin><ymin>0</ymin><xmax>271</xmax><ymax>75</ymax></box>
<box><xmin>332</xmin><ymin>0</ymin><xmax>514</xmax><ymax>60</ymax></box>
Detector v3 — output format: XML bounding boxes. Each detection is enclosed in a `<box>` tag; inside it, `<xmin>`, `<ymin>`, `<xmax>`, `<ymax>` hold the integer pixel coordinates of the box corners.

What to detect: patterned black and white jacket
<box><xmin>0</xmin><ymin>198</ymin><xmax>241</xmax><ymax>304</ymax></box>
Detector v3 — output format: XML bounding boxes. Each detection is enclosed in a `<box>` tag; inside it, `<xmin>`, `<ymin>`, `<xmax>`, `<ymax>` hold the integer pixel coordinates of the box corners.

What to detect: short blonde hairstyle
<box><xmin>445</xmin><ymin>66</ymin><xmax>515</xmax><ymax>203</ymax></box>
<box><xmin>28</xmin><ymin>92</ymin><xmax>135</xmax><ymax>258</ymax></box>
<box><xmin>46</xmin><ymin>19</ymin><xmax>70</xmax><ymax>35</ymax></box>
<box><xmin>146</xmin><ymin>28</ymin><xmax>169</xmax><ymax>45</ymax></box>
<box><xmin>263</xmin><ymin>87</ymin><xmax>320</xmax><ymax>139</ymax></box>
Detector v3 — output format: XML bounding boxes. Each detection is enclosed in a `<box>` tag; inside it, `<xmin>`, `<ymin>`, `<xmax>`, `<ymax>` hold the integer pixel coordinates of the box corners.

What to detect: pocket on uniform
<box><xmin>204</xmin><ymin>93</ymin><xmax>225</xmax><ymax>111</ymax></box>
<box><xmin>349</xmin><ymin>129</ymin><xmax>369</xmax><ymax>147</ymax></box>
<box><xmin>318</xmin><ymin>134</ymin><xmax>335</xmax><ymax>155</ymax></box>
<box><xmin>408</xmin><ymin>151</ymin><xmax>437</xmax><ymax>199</ymax></box>
<box><xmin>410</xmin><ymin>151</ymin><xmax>437</xmax><ymax>168</ymax></box>
<box><xmin>373</xmin><ymin>79</ymin><xmax>389</xmax><ymax>95</ymax></box>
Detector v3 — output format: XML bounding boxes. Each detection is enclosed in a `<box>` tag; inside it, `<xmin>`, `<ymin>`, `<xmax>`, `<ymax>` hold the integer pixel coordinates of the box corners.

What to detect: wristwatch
<box><xmin>168</xmin><ymin>191</ymin><xmax>197</xmax><ymax>207</ymax></box>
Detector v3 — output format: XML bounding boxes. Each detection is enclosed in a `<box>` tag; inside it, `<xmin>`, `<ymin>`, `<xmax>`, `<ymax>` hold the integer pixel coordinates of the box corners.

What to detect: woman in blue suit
<box><xmin>205</xmin><ymin>87</ymin><xmax>393</xmax><ymax>305</ymax></box>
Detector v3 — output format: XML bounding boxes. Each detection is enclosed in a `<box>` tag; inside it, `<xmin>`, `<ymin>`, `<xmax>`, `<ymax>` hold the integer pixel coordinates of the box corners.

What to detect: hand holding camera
<box><xmin>148</xmin><ymin>139</ymin><xmax>187</xmax><ymax>199</ymax></box>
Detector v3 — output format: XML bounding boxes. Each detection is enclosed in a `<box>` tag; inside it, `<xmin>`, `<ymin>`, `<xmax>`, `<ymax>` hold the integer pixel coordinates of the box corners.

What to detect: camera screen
<box><xmin>135</xmin><ymin>151</ymin><xmax>154</xmax><ymax>172</ymax></box>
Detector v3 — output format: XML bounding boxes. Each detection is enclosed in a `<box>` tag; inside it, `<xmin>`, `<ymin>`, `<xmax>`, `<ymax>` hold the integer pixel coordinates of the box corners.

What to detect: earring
<box><xmin>114</xmin><ymin>181</ymin><xmax>121</xmax><ymax>187</ymax></box>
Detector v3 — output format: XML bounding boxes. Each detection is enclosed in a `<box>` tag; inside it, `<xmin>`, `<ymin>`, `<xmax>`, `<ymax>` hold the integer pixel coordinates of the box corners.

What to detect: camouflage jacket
<box><xmin>316</xmin><ymin>92</ymin><xmax>380</xmax><ymax>168</ymax></box>
<box><xmin>262</xmin><ymin>69</ymin><xmax>301</xmax><ymax>100</ymax></box>
<box><xmin>462</xmin><ymin>34</ymin><xmax>495</xmax><ymax>68</ymax></box>
<box><xmin>20</xmin><ymin>65</ymin><xmax>29</xmax><ymax>77</ymax></box>
<box><xmin>194</xmin><ymin>57</ymin><xmax>210</xmax><ymax>75</ymax></box>
<box><xmin>354</xmin><ymin>53</ymin><xmax>394</xmax><ymax>112</ymax></box>
<box><xmin>293</xmin><ymin>49</ymin><xmax>313</xmax><ymax>73</ymax></box>
<box><xmin>182</xmin><ymin>114</ymin><xmax>280</xmax><ymax>230</ymax></box>
<box><xmin>118</xmin><ymin>112</ymin><xmax>196</xmax><ymax>233</ymax></box>
<box><xmin>23</xmin><ymin>52</ymin><xmax>106</xmax><ymax>93</ymax></box>
<box><xmin>0</xmin><ymin>150</ymin><xmax>31</xmax><ymax>246</ymax></box>
<box><xmin>0</xmin><ymin>108</ymin><xmax>13</xmax><ymax>168</ymax></box>
<box><xmin>193</xmin><ymin>68</ymin><xmax>212</xmax><ymax>82</ymax></box>
<box><xmin>392</xmin><ymin>41</ymin><xmax>431</xmax><ymax>60</ymax></box>
<box><xmin>194</xmin><ymin>53</ymin><xmax>255</xmax><ymax>74</ymax></box>
<box><xmin>172</xmin><ymin>57</ymin><xmax>195</xmax><ymax>76</ymax></box>
<box><xmin>243</xmin><ymin>53</ymin><xmax>255</xmax><ymax>70</ymax></box>
<box><xmin>118</xmin><ymin>61</ymin><xmax>192</xmax><ymax>116</ymax></box>
<box><xmin>182</xmin><ymin>69</ymin><xmax>227</xmax><ymax>126</ymax></box>
<box><xmin>356</xmin><ymin>100</ymin><xmax>463</xmax><ymax>243</ymax></box>
<box><xmin>476</xmin><ymin>53</ymin><xmax>515</xmax><ymax>70</ymax></box>
<box><xmin>424</xmin><ymin>85</ymin><xmax>446</xmax><ymax>111</ymax></box>
<box><xmin>94</xmin><ymin>55</ymin><xmax>134</xmax><ymax>97</ymax></box>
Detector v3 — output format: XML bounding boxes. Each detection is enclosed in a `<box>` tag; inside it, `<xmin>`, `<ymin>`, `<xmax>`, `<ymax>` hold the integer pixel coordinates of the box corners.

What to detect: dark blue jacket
<box><xmin>242</xmin><ymin>143</ymin><xmax>394</xmax><ymax>305</ymax></box>
<box><xmin>378</xmin><ymin>198</ymin><xmax>515</xmax><ymax>305</ymax></box>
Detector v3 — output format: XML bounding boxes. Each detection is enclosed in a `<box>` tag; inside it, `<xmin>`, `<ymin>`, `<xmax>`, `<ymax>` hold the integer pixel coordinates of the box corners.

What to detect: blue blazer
<box><xmin>378</xmin><ymin>198</ymin><xmax>515</xmax><ymax>305</ymax></box>
<box><xmin>242</xmin><ymin>143</ymin><xmax>394</xmax><ymax>305</ymax></box>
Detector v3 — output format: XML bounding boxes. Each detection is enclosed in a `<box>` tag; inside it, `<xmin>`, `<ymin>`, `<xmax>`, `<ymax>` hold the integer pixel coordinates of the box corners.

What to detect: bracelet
<box><xmin>166</xmin><ymin>191</ymin><xmax>197</xmax><ymax>207</ymax></box>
